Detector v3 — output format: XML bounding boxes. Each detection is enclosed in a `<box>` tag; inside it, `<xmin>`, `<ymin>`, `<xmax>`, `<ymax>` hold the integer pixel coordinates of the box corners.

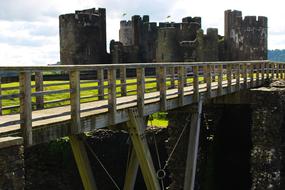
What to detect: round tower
<box><xmin>59</xmin><ymin>8</ymin><xmax>108</xmax><ymax>65</ymax></box>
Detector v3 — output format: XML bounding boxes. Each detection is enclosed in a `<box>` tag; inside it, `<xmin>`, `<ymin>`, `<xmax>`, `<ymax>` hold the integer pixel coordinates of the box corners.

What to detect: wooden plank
<box><xmin>193</xmin><ymin>66</ymin><xmax>199</xmax><ymax>102</ymax></box>
<box><xmin>19</xmin><ymin>71</ymin><xmax>32</xmax><ymax>146</ymax></box>
<box><xmin>69</xmin><ymin>135</ymin><xmax>98</xmax><ymax>190</ymax></box>
<box><xmin>218</xmin><ymin>64</ymin><xmax>223</xmax><ymax>95</ymax></box>
<box><xmin>0</xmin><ymin>60</ymin><xmax>271</xmax><ymax>72</ymax></box>
<box><xmin>70</xmin><ymin>70</ymin><xmax>81</xmax><ymax>134</ymax></box>
<box><xmin>159</xmin><ymin>66</ymin><xmax>167</xmax><ymax>111</ymax></box>
<box><xmin>108</xmin><ymin>68</ymin><xmax>117</xmax><ymax>125</ymax></box>
<box><xmin>206</xmin><ymin>65</ymin><xmax>212</xmax><ymax>98</ymax></box>
<box><xmin>227</xmin><ymin>64</ymin><xmax>232</xmax><ymax>93</ymax></box>
<box><xmin>120</xmin><ymin>66</ymin><xmax>127</xmax><ymax>96</ymax></box>
<box><xmin>126</xmin><ymin>108</ymin><xmax>161</xmax><ymax>190</ymax></box>
<box><xmin>137</xmin><ymin>67</ymin><xmax>145</xmax><ymax>117</ymax></box>
<box><xmin>183</xmin><ymin>99</ymin><xmax>203</xmax><ymax>190</ymax></box>
<box><xmin>35</xmin><ymin>72</ymin><xmax>44</xmax><ymax>110</ymax></box>
<box><xmin>169</xmin><ymin>67</ymin><xmax>175</xmax><ymax>88</ymax></box>
<box><xmin>178</xmin><ymin>66</ymin><xmax>185</xmax><ymax>107</ymax></box>
<box><xmin>97</xmin><ymin>68</ymin><xmax>104</xmax><ymax>100</ymax></box>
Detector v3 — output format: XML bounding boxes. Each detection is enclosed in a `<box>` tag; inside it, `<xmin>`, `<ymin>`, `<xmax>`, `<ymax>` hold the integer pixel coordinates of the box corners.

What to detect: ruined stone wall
<box><xmin>59</xmin><ymin>8</ymin><xmax>109</xmax><ymax>65</ymax></box>
<box><xmin>250</xmin><ymin>82</ymin><xmax>285</xmax><ymax>190</ymax></box>
<box><xmin>0</xmin><ymin>137</ymin><xmax>24</xmax><ymax>190</ymax></box>
<box><xmin>224</xmin><ymin>10</ymin><xmax>267</xmax><ymax>61</ymax></box>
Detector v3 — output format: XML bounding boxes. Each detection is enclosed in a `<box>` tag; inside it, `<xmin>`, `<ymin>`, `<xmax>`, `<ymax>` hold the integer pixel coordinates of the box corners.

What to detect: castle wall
<box><xmin>59</xmin><ymin>8</ymin><xmax>109</xmax><ymax>65</ymax></box>
<box><xmin>156</xmin><ymin>27</ymin><xmax>182</xmax><ymax>62</ymax></box>
<box><xmin>59</xmin><ymin>8</ymin><xmax>268</xmax><ymax>65</ymax></box>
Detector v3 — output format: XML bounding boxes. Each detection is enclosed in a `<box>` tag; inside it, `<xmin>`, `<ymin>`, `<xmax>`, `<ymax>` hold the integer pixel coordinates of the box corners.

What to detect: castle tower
<box><xmin>156</xmin><ymin>27</ymin><xmax>182</xmax><ymax>62</ymax></box>
<box><xmin>59</xmin><ymin>8</ymin><xmax>108</xmax><ymax>65</ymax></box>
<box><xmin>119</xmin><ymin>21</ymin><xmax>133</xmax><ymax>46</ymax></box>
<box><xmin>224</xmin><ymin>10</ymin><xmax>267</xmax><ymax>60</ymax></box>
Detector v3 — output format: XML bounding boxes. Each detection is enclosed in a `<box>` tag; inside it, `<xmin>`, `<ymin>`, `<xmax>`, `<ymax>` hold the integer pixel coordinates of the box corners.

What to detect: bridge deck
<box><xmin>0</xmin><ymin>60</ymin><xmax>282</xmax><ymax>145</ymax></box>
<box><xmin>1</xmin><ymin>80</ymin><xmax>238</xmax><ymax>140</ymax></box>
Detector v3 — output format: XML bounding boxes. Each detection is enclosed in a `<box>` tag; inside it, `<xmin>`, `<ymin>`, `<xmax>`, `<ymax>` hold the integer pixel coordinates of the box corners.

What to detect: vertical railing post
<box><xmin>255</xmin><ymin>63</ymin><xmax>261</xmax><ymax>86</ymax></box>
<box><xmin>276</xmin><ymin>63</ymin><xmax>280</xmax><ymax>79</ymax></box>
<box><xmin>218</xmin><ymin>64</ymin><xmax>223</xmax><ymax>96</ymax></box>
<box><xmin>206</xmin><ymin>64</ymin><xmax>212</xmax><ymax>98</ymax></box>
<box><xmin>203</xmin><ymin>65</ymin><xmax>207</xmax><ymax>83</ymax></box>
<box><xmin>120</xmin><ymin>66</ymin><xmax>127</xmax><ymax>96</ymax></box>
<box><xmin>261</xmin><ymin>62</ymin><xmax>265</xmax><ymax>83</ymax></box>
<box><xmin>156</xmin><ymin>66</ymin><xmax>160</xmax><ymax>91</ymax></box>
<box><xmin>137</xmin><ymin>67</ymin><xmax>145</xmax><ymax>117</ymax></box>
<box><xmin>69</xmin><ymin>70</ymin><xmax>81</xmax><ymax>134</ymax></box>
<box><xmin>97</xmin><ymin>68</ymin><xmax>104</xmax><ymax>100</ymax></box>
<box><xmin>236</xmin><ymin>63</ymin><xmax>241</xmax><ymax>91</ymax></box>
<box><xmin>250</xmin><ymin>63</ymin><xmax>254</xmax><ymax>88</ymax></box>
<box><xmin>271</xmin><ymin>62</ymin><xmax>275</xmax><ymax>79</ymax></box>
<box><xmin>0</xmin><ymin>77</ymin><xmax>2</xmax><ymax>115</ymax></box>
<box><xmin>170</xmin><ymin>67</ymin><xmax>175</xmax><ymax>88</ymax></box>
<box><xmin>227</xmin><ymin>64</ymin><xmax>232</xmax><ymax>93</ymax></box>
<box><xmin>108</xmin><ymin>68</ymin><xmax>117</xmax><ymax>125</ymax></box>
<box><xmin>242</xmin><ymin>63</ymin><xmax>248</xmax><ymax>89</ymax></box>
<box><xmin>35</xmin><ymin>72</ymin><xmax>44</xmax><ymax>110</ymax></box>
<box><xmin>159</xmin><ymin>66</ymin><xmax>167</xmax><ymax>111</ymax></box>
<box><xmin>280</xmin><ymin>64</ymin><xmax>284</xmax><ymax>79</ymax></box>
<box><xmin>265</xmin><ymin>62</ymin><xmax>270</xmax><ymax>79</ymax></box>
<box><xmin>19</xmin><ymin>71</ymin><xmax>32</xmax><ymax>146</ymax></box>
<box><xmin>178</xmin><ymin>66</ymin><xmax>185</xmax><ymax>107</ymax></box>
<box><xmin>193</xmin><ymin>66</ymin><xmax>199</xmax><ymax>102</ymax></box>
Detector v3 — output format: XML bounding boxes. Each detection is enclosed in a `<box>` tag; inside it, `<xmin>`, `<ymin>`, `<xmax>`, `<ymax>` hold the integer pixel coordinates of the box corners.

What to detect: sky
<box><xmin>0</xmin><ymin>0</ymin><xmax>285</xmax><ymax>66</ymax></box>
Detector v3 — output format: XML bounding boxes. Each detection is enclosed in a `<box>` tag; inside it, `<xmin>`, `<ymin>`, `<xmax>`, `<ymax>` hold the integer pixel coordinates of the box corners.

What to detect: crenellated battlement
<box><xmin>225</xmin><ymin>10</ymin><xmax>267</xmax><ymax>29</ymax></box>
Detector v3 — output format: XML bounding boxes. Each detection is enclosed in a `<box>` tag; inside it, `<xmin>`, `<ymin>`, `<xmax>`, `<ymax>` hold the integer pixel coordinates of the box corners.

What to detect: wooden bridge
<box><xmin>0</xmin><ymin>60</ymin><xmax>284</xmax><ymax>190</ymax></box>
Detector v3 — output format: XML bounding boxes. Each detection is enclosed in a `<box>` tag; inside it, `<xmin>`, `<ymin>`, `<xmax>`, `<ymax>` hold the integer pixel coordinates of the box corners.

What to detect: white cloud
<box><xmin>0</xmin><ymin>0</ymin><xmax>285</xmax><ymax>66</ymax></box>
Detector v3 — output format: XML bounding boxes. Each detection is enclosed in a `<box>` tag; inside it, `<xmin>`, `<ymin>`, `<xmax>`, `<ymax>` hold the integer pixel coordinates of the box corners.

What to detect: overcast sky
<box><xmin>0</xmin><ymin>0</ymin><xmax>284</xmax><ymax>66</ymax></box>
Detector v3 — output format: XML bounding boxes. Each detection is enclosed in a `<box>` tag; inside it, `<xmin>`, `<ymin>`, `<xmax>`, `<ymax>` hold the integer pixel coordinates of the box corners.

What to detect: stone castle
<box><xmin>59</xmin><ymin>8</ymin><xmax>267</xmax><ymax>65</ymax></box>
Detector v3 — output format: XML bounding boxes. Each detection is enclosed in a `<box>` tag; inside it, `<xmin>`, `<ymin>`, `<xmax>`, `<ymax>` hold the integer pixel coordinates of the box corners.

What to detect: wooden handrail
<box><xmin>1</xmin><ymin>60</ymin><xmax>285</xmax><ymax>146</ymax></box>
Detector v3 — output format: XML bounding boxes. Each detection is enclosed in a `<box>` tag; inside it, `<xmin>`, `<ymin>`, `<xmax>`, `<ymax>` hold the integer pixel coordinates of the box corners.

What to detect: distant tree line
<box><xmin>268</xmin><ymin>49</ymin><xmax>285</xmax><ymax>62</ymax></box>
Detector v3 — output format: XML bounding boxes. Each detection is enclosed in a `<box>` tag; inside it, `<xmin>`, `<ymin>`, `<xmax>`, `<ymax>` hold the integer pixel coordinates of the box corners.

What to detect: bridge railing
<box><xmin>0</xmin><ymin>60</ymin><xmax>284</xmax><ymax>145</ymax></box>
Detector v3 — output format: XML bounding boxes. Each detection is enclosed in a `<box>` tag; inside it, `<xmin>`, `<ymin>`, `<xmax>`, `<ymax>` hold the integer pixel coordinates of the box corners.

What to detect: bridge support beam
<box><xmin>125</xmin><ymin>108</ymin><xmax>160</xmax><ymax>190</ymax></box>
<box><xmin>123</xmin><ymin>145</ymin><xmax>139</xmax><ymax>190</ymax></box>
<box><xmin>183</xmin><ymin>98</ymin><xmax>203</xmax><ymax>190</ymax></box>
<box><xmin>69</xmin><ymin>134</ymin><xmax>98</xmax><ymax>190</ymax></box>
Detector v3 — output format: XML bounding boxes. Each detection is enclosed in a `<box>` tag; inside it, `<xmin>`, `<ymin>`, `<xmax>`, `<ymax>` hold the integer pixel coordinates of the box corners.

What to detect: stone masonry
<box><xmin>250</xmin><ymin>81</ymin><xmax>285</xmax><ymax>190</ymax></box>
<box><xmin>0</xmin><ymin>137</ymin><xmax>24</xmax><ymax>190</ymax></box>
